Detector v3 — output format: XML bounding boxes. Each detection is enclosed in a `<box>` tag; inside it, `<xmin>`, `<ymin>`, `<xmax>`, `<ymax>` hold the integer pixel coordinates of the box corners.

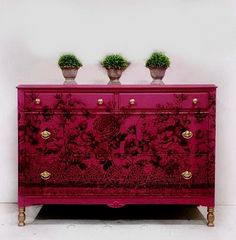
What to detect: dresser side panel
<box><xmin>18</xmin><ymin>88</ymin><xmax>25</xmax><ymax>207</ymax></box>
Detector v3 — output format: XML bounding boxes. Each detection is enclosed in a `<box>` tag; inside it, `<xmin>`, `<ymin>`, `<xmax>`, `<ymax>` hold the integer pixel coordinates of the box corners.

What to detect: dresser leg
<box><xmin>207</xmin><ymin>207</ymin><xmax>215</xmax><ymax>227</ymax></box>
<box><xmin>18</xmin><ymin>207</ymin><xmax>26</xmax><ymax>226</ymax></box>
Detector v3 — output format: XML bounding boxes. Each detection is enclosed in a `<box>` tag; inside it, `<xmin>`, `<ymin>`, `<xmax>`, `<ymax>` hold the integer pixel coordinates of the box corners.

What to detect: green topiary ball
<box><xmin>101</xmin><ymin>54</ymin><xmax>129</xmax><ymax>70</ymax></box>
<box><xmin>146</xmin><ymin>52</ymin><xmax>170</xmax><ymax>69</ymax></box>
<box><xmin>58</xmin><ymin>54</ymin><xmax>82</xmax><ymax>69</ymax></box>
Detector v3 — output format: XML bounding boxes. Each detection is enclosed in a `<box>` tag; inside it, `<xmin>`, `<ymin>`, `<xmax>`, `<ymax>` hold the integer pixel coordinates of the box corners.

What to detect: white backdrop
<box><xmin>0</xmin><ymin>0</ymin><xmax>236</xmax><ymax>204</ymax></box>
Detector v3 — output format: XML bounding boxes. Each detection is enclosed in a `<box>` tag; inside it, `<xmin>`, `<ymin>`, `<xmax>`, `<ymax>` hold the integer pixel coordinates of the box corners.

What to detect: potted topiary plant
<box><xmin>58</xmin><ymin>54</ymin><xmax>83</xmax><ymax>85</ymax></box>
<box><xmin>145</xmin><ymin>51</ymin><xmax>170</xmax><ymax>85</ymax></box>
<box><xmin>101</xmin><ymin>54</ymin><xmax>130</xmax><ymax>84</ymax></box>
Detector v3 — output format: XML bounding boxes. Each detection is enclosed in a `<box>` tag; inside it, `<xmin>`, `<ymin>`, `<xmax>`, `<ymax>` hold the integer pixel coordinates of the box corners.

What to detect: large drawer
<box><xmin>20</xmin><ymin>111</ymin><xmax>210</xmax><ymax>156</ymax></box>
<box><xmin>23</xmin><ymin>92</ymin><xmax>115</xmax><ymax>111</ymax></box>
<box><xmin>22</xmin><ymin>153</ymin><xmax>210</xmax><ymax>195</ymax></box>
<box><xmin>119</xmin><ymin>92</ymin><xmax>209</xmax><ymax>110</ymax></box>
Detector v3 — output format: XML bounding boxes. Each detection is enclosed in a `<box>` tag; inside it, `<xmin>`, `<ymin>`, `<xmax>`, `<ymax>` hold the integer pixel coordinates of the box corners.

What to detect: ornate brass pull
<box><xmin>41</xmin><ymin>130</ymin><xmax>51</xmax><ymax>139</ymax></box>
<box><xmin>97</xmin><ymin>98</ymin><xmax>104</xmax><ymax>105</ymax></box>
<box><xmin>34</xmin><ymin>98</ymin><xmax>41</xmax><ymax>104</ymax></box>
<box><xmin>40</xmin><ymin>171</ymin><xmax>51</xmax><ymax>180</ymax></box>
<box><xmin>182</xmin><ymin>130</ymin><xmax>193</xmax><ymax>139</ymax></box>
<box><xmin>129</xmin><ymin>98</ymin><xmax>136</xmax><ymax>105</ymax></box>
<box><xmin>192</xmin><ymin>98</ymin><xmax>198</xmax><ymax>105</ymax></box>
<box><xmin>181</xmin><ymin>171</ymin><xmax>192</xmax><ymax>180</ymax></box>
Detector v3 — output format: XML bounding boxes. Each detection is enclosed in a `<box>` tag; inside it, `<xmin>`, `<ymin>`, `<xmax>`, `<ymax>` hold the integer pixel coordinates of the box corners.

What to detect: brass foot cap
<box><xmin>18</xmin><ymin>222</ymin><xmax>25</xmax><ymax>227</ymax></box>
<box><xmin>207</xmin><ymin>223</ymin><xmax>214</xmax><ymax>227</ymax></box>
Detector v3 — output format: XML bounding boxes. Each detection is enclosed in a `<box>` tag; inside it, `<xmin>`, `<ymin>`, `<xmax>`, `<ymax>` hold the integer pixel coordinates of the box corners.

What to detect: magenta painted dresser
<box><xmin>17</xmin><ymin>84</ymin><xmax>216</xmax><ymax>226</ymax></box>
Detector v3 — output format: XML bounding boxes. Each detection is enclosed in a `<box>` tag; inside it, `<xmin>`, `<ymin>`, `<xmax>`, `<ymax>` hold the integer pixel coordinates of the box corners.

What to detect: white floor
<box><xmin>0</xmin><ymin>204</ymin><xmax>235</xmax><ymax>240</ymax></box>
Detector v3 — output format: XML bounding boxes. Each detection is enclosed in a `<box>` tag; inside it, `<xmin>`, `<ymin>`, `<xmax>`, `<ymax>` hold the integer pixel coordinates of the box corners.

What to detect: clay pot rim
<box><xmin>104</xmin><ymin>62</ymin><xmax>130</xmax><ymax>71</ymax></box>
<box><xmin>60</xmin><ymin>66</ymin><xmax>80</xmax><ymax>70</ymax></box>
<box><xmin>147</xmin><ymin>66</ymin><xmax>168</xmax><ymax>70</ymax></box>
<box><xmin>105</xmin><ymin>66</ymin><xmax>128</xmax><ymax>71</ymax></box>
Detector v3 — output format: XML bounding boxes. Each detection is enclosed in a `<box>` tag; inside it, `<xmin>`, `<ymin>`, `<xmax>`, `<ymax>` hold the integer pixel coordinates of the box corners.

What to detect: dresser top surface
<box><xmin>17</xmin><ymin>84</ymin><xmax>217</xmax><ymax>90</ymax></box>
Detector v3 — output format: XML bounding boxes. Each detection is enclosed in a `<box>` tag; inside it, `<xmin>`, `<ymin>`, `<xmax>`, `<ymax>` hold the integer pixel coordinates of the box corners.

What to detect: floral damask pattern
<box><xmin>93</xmin><ymin>115</ymin><xmax>120</xmax><ymax>141</ymax></box>
<box><xmin>19</xmin><ymin>89</ymin><xmax>216</xmax><ymax>196</ymax></box>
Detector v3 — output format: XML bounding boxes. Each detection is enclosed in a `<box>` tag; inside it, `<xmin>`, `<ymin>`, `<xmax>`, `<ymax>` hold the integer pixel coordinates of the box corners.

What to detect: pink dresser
<box><xmin>17</xmin><ymin>84</ymin><xmax>216</xmax><ymax>226</ymax></box>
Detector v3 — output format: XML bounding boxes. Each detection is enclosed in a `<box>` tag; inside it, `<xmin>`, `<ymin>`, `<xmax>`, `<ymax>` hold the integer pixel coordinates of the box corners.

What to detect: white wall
<box><xmin>0</xmin><ymin>0</ymin><xmax>236</xmax><ymax>204</ymax></box>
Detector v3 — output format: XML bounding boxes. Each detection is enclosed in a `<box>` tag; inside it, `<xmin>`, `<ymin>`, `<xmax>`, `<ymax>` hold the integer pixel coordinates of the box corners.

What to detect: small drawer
<box><xmin>23</xmin><ymin>92</ymin><xmax>115</xmax><ymax>111</ymax></box>
<box><xmin>119</xmin><ymin>92</ymin><xmax>209</xmax><ymax>110</ymax></box>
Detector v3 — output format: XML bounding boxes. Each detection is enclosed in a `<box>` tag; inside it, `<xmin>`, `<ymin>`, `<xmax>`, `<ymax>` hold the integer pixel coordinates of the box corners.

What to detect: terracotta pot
<box><xmin>61</xmin><ymin>68</ymin><xmax>79</xmax><ymax>85</ymax></box>
<box><xmin>149</xmin><ymin>67</ymin><xmax>167</xmax><ymax>85</ymax></box>
<box><xmin>106</xmin><ymin>68</ymin><xmax>123</xmax><ymax>85</ymax></box>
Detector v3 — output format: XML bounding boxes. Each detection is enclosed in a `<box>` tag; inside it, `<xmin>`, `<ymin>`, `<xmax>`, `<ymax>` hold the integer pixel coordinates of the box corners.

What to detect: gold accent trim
<box><xmin>181</xmin><ymin>171</ymin><xmax>192</xmax><ymax>180</ymax></box>
<box><xmin>182</xmin><ymin>130</ymin><xmax>193</xmax><ymax>139</ymax></box>
<box><xmin>97</xmin><ymin>98</ymin><xmax>104</xmax><ymax>105</ymax></box>
<box><xmin>41</xmin><ymin>130</ymin><xmax>51</xmax><ymax>139</ymax></box>
<box><xmin>207</xmin><ymin>207</ymin><xmax>215</xmax><ymax>227</ymax></box>
<box><xmin>18</xmin><ymin>207</ymin><xmax>25</xmax><ymax>226</ymax></box>
<box><xmin>40</xmin><ymin>171</ymin><xmax>51</xmax><ymax>180</ymax></box>
<box><xmin>129</xmin><ymin>98</ymin><xmax>136</xmax><ymax>105</ymax></box>
<box><xmin>192</xmin><ymin>98</ymin><xmax>198</xmax><ymax>104</ymax></box>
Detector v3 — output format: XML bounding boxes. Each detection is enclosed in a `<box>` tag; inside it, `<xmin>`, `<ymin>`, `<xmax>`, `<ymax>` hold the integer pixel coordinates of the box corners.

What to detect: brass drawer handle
<box><xmin>34</xmin><ymin>98</ymin><xmax>41</xmax><ymax>104</ymax></box>
<box><xmin>182</xmin><ymin>130</ymin><xmax>193</xmax><ymax>139</ymax></box>
<box><xmin>97</xmin><ymin>98</ymin><xmax>104</xmax><ymax>105</ymax></box>
<box><xmin>182</xmin><ymin>171</ymin><xmax>192</xmax><ymax>180</ymax></box>
<box><xmin>192</xmin><ymin>98</ymin><xmax>198</xmax><ymax>105</ymax></box>
<box><xmin>40</xmin><ymin>171</ymin><xmax>51</xmax><ymax>180</ymax></box>
<box><xmin>41</xmin><ymin>130</ymin><xmax>51</xmax><ymax>139</ymax></box>
<box><xmin>129</xmin><ymin>98</ymin><xmax>136</xmax><ymax>105</ymax></box>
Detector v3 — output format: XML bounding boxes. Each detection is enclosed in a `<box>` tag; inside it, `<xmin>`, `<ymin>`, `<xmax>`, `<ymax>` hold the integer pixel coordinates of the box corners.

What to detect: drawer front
<box><xmin>23</xmin><ymin>92</ymin><xmax>114</xmax><ymax>111</ymax></box>
<box><xmin>119</xmin><ymin>92</ymin><xmax>209</xmax><ymax>110</ymax></box>
<box><xmin>22</xmin><ymin>111</ymin><xmax>210</xmax><ymax>156</ymax></box>
<box><xmin>22</xmin><ymin>153</ymin><xmax>211</xmax><ymax>197</ymax></box>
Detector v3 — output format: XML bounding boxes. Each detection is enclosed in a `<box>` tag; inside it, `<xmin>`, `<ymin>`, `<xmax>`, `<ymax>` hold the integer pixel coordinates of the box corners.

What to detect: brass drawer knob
<box><xmin>182</xmin><ymin>130</ymin><xmax>193</xmax><ymax>139</ymax></box>
<box><xmin>129</xmin><ymin>98</ymin><xmax>136</xmax><ymax>105</ymax></box>
<box><xmin>192</xmin><ymin>98</ymin><xmax>198</xmax><ymax>104</ymax></box>
<box><xmin>97</xmin><ymin>98</ymin><xmax>104</xmax><ymax>105</ymax></box>
<box><xmin>41</xmin><ymin>130</ymin><xmax>51</xmax><ymax>139</ymax></box>
<box><xmin>34</xmin><ymin>98</ymin><xmax>41</xmax><ymax>104</ymax></box>
<box><xmin>40</xmin><ymin>171</ymin><xmax>51</xmax><ymax>180</ymax></box>
<box><xmin>181</xmin><ymin>171</ymin><xmax>192</xmax><ymax>180</ymax></box>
